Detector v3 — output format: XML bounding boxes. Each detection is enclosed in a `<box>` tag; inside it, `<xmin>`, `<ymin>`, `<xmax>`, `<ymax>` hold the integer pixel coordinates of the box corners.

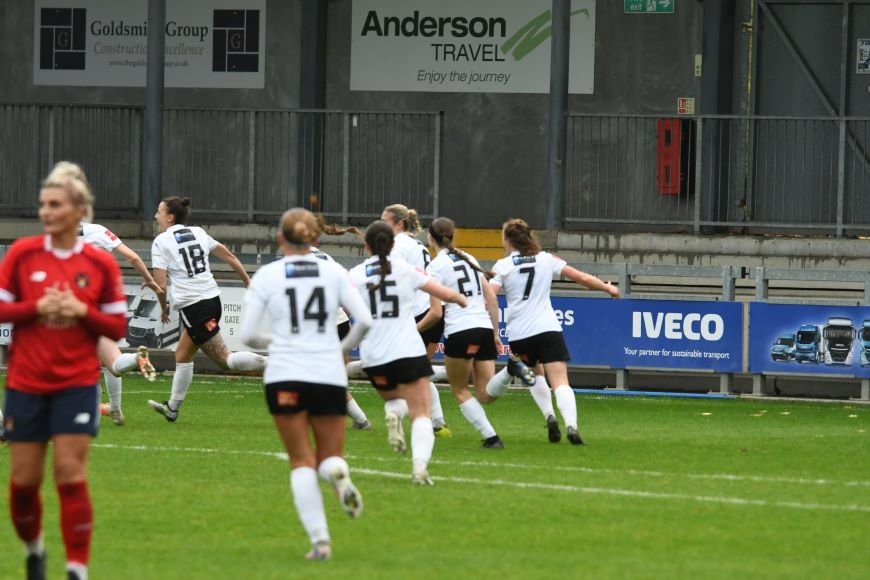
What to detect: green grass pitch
<box><xmin>1</xmin><ymin>374</ymin><xmax>868</xmax><ymax>579</ymax></box>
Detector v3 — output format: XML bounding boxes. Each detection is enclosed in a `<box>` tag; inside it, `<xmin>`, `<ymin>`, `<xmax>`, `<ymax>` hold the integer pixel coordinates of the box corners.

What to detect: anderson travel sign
<box><xmin>350</xmin><ymin>0</ymin><xmax>596</xmax><ymax>94</ymax></box>
<box><xmin>33</xmin><ymin>0</ymin><xmax>265</xmax><ymax>88</ymax></box>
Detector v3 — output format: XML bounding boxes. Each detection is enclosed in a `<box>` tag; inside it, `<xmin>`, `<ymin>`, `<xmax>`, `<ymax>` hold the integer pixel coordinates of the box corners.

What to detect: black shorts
<box><xmin>415</xmin><ymin>309</ymin><xmax>444</xmax><ymax>346</ymax></box>
<box><xmin>179</xmin><ymin>296</ymin><xmax>222</xmax><ymax>345</ymax></box>
<box><xmin>363</xmin><ymin>356</ymin><xmax>433</xmax><ymax>391</ymax></box>
<box><xmin>444</xmin><ymin>327</ymin><xmax>498</xmax><ymax>360</ymax></box>
<box><xmin>265</xmin><ymin>381</ymin><xmax>347</xmax><ymax>416</ymax></box>
<box><xmin>3</xmin><ymin>385</ymin><xmax>100</xmax><ymax>442</ymax></box>
<box><xmin>508</xmin><ymin>331</ymin><xmax>570</xmax><ymax>367</ymax></box>
<box><xmin>337</xmin><ymin>321</ymin><xmax>351</xmax><ymax>341</ymax></box>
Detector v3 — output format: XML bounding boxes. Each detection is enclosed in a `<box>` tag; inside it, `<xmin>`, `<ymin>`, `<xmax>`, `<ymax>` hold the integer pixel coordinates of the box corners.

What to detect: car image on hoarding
<box><xmin>770</xmin><ymin>333</ymin><xmax>796</xmax><ymax>362</ymax></box>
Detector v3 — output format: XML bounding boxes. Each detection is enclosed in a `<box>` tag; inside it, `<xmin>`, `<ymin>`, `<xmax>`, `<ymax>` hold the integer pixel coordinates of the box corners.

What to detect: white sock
<box><xmin>317</xmin><ymin>456</ymin><xmax>349</xmax><ymax>484</ymax></box>
<box><xmin>430</xmin><ymin>365</ymin><xmax>448</xmax><ymax>382</ymax></box>
<box><xmin>226</xmin><ymin>351</ymin><xmax>267</xmax><ymax>371</ymax></box>
<box><xmin>529</xmin><ymin>375</ymin><xmax>555</xmax><ymax>418</ymax></box>
<box><xmin>410</xmin><ymin>417</ymin><xmax>434</xmax><ymax>473</ymax></box>
<box><xmin>346</xmin><ymin>360</ymin><xmax>365</xmax><ymax>378</ymax></box>
<box><xmin>429</xmin><ymin>382</ymin><xmax>446</xmax><ymax>428</ymax></box>
<box><xmin>66</xmin><ymin>563</ymin><xmax>88</xmax><ymax>580</ymax></box>
<box><xmin>485</xmin><ymin>367</ymin><xmax>512</xmax><ymax>399</ymax></box>
<box><xmin>169</xmin><ymin>362</ymin><xmax>194</xmax><ymax>410</ymax></box>
<box><xmin>384</xmin><ymin>398</ymin><xmax>409</xmax><ymax>420</ymax></box>
<box><xmin>554</xmin><ymin>385</ymin><xmax>578</xmax><ymax>429</ymax></box>
<box><xmin>459</xmin><ymin>398</ymin><xmax>496</xmax><ymax>439</ymax></box>
<box><xmin>346</xmin><ymin>397</ymin><xmax>368</xmax><ymax>423</ymax></box>
<box><xmin>24</xmin><ymin>534</ymin><xmax>44</xmax><ymax>556</ymax></box>
<box><xmin>111</xmin><ymin>352</ymin><xmax>138</xmax><ymax>374</ymax></box>
<box><xmin>102</xmin><ymin>368</ymin><xmax>122</xmax><ymax>410</ymax></box>
<box><xmin>290</xmin><ymin>467</ymin><xmax>329</xmax><ymax>545</ymax></box>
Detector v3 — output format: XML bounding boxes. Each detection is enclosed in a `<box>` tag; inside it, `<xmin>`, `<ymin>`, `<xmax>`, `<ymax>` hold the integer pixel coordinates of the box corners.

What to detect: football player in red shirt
<box><xmin>0</xmin><ymin>171</ymin><xmax>126</xmax><ymax>580</ymax></box>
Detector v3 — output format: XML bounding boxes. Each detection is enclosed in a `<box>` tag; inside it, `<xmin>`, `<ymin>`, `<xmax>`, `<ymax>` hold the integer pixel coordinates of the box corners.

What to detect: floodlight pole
<box><xmin>546</xmin><ymin>0</ymin><xmax>570</xmax><ymax>230</ymax></box>
<box><xmin>142</xmin><ymin>0</ymin><xmax>166</xmax><ymax>223</ymax></box>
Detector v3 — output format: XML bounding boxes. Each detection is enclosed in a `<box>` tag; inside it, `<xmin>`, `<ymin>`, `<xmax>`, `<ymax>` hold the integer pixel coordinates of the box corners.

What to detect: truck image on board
<box><xmin>770</xmin><ymin>333</ymin><xmax>796</xmax><ymax>362</ymax></box>
<box><xmin>823</xmin><ymin>317</ymin><xmax>855</xmax><ymax>365</ymax></box>
<box><xmin>125</xmin><ymin>288</ymin><xmax>181</xmax><ymax>349</ymax></box>
<box><xmin>793</xmin><ymin>324</ymin><xmax>823</xmax><ymax>364</ymax></box>
<box><xmin>860</xmin><ymin>319</ymin><xmax>870</xmax><ymax>366</ymax></box>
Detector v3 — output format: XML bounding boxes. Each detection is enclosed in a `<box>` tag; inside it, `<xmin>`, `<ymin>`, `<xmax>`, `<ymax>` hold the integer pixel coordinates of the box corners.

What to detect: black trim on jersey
<box><xmin>284</xmin><ymin>261</ymin><xmax>319</xmax><ymax>278</ymax></box>
<box><xmin>173</xmin><ymin>228</ymin><xmax>196</xmax><ymax>243</ymax></box>
<box><xmin>512</xmin><ymin>255</ymin><xmax>537</xmax><ymax>265</ymax></box>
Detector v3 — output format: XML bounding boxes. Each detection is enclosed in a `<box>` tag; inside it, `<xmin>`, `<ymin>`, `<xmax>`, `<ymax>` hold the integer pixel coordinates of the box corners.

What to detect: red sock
<box><xmin>10</xmin><ymin>482</ymin><xmax>42</xmax><ymax>543</ymax></box>
<box><xmin>57</xmin><ymin>481</ymin><xmax>92</xmax><ymax>566</ymax></box>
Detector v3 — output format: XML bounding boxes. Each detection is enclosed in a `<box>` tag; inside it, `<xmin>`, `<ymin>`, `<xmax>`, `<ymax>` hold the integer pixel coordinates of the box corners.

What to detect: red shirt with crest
<box><xmin>0</xmin><ymin>235</ymin><xmax>127</xmax><ymax>393</ymax></box>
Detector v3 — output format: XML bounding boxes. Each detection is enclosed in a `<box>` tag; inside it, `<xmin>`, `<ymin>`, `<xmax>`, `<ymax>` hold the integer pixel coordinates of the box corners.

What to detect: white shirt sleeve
<box><xmin>150</xmin><ymin>237</ymin><xmax>168</xmax><ymax>270</ymax></box>
<box><xmin>547</xmin><ymin>252</ymin><xmax>567</xmax><ymax>277</ymax></box>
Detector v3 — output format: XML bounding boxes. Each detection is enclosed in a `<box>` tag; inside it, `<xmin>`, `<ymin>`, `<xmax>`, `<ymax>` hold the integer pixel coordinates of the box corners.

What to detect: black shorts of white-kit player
<box><xmin>415</xmin><ymin>310</ymin><xmax>444</xmax><ymax>345</ymax></box>
<box><xmin>363</xmin><ymin>355</ymin><xmax>433</xmax><ymax>392</ymax></box>
<box><xmin>508</xmin><ymin>331</ymin><xmax>570</xmax><ymax>367</ymax></box>
<box><xmin>179</xmin><ymin>295</ymin><xmax>222</xmax><ymax>345</ymax></box>
<box><xmin>265</xmin><ymin>381</ymin><xmax>347</xmax><ymax>416</ymax></box>
<box><xmin>443</xmin><ymin>327</ymin><xmax>498</xmax><ymax>360</ymax></box>
<box><xmin>337</xmin><ymin>320</ymin><xmax>351</xmax><ymax>341</ymax></box>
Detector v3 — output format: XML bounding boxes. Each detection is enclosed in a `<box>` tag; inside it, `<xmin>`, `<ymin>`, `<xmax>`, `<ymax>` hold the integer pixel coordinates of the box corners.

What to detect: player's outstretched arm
<box><xmin>114</xmin><ymin>243</ymin><xmax>163</xmax><ymax>295</ymax></box>
<box><xmin>212</xmin><ymin>243</ymin><xmax>251</xmax><ymax>287</ymax></box>
<box><xmin>562</xmin><ymin>265</ymin><xmax>620</xmax><ymax>298</ymax></box>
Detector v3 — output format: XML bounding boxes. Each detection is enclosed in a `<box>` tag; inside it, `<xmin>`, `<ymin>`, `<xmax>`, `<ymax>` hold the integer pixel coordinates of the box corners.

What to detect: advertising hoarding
<box><xmin>749</xmin><ymin>302</ymin><xmax>870</xmax><ymax>377</ymax></box>
<box><xmin>33</xmin><ymin>0</ymin><xmax>266</xmax><ymax>88</ymax></box>
<box><xmin>351</xmin><ymin>0</ymin><xmax>596</xmax><ymax>93</ymax></box>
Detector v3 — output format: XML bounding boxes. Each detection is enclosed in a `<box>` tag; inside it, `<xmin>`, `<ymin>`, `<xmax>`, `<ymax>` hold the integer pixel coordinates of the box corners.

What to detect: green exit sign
<box><xmin>625</xmin><ymin>0</ymin><xmax>675</xmax><ymax>13</ymax></box>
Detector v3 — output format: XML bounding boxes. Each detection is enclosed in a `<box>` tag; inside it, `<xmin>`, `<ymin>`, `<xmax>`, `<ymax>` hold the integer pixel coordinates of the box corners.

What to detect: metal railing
<box><xmin>0</xmin><ymin>103</ymin><xmax>441</xmax><ymax>223</ymax></box>
<box><xmin>566</xmin><ymin>114</ymin><xmax>870</xmax><ymax>236</ymax></box>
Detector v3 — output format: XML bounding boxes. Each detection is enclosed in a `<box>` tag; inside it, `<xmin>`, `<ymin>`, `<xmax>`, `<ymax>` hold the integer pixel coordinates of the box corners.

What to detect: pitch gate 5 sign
<box><xmin>33</xmin><ymin>0</ymin><xmax>265</xmax><ymax>88</ymax></box>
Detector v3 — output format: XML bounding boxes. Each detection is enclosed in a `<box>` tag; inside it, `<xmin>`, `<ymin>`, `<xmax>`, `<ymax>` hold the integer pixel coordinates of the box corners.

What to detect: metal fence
<box><xmin>566</xmin><ymin>114</ymin><xmax>870</xmax><ymax>236</ymax></box>
<box><xmin>0</xmin><ymin>103</ymin><xmax>441</xmax><ymax>223</ymax></box>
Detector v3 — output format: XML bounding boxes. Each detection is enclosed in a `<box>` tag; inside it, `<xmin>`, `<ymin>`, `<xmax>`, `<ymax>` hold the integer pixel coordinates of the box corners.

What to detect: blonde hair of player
<box><xmin>44</xmin><ymin>161</ymin><xmax>95</xmax><ymax>222</ymax></box>
<box><xmin>382</xmin><ymin>203</ymin><xmax>422</xmax><ymax>234</ymax></box>
<box><xmin>280</xmin><ymin>208</ymin><xmax>321</xmax><ymax>250</ymax></box>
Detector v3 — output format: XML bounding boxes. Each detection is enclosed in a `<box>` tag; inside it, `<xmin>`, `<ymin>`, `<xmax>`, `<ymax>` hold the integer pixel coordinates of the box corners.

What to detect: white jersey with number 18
<box><xmin>151</xmin><ymin>224</ymin><xmax>220</xmax><ymax>310</ymax></box>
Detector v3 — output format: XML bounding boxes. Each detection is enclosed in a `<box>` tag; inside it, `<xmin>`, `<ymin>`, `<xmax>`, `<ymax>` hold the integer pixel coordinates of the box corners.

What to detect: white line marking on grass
<box><xmin>353</xmin><ymin>468</ymin><xmax>870</xmax><ymax>513</ymax></box>
<box><xmin>91</xmin><ymin>443</ymin><xmax>870</xmax><ymax>513</ymax></box>
<box><xmin>346</xmin><ymin>453</ymin><xmax>870</xmax><ymax>489</ymax></box>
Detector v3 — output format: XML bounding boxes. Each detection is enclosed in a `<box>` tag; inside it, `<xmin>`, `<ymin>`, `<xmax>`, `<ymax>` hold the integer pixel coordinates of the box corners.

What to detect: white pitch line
<box><xmin>353</xmin><ymin>468</ymin><xmax>870</xmax><ymax>514</ymax></box>
<box><xmin>90</xmin><ymin>443</ymin><xmax>870</xmax><ymax>513</ymax></box>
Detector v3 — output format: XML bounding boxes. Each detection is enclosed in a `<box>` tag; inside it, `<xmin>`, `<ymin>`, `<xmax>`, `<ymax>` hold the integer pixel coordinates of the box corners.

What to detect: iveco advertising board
<box><xmin>749</xmin><ymin>303</ymin><xmax>870</xmax><ymax>377</ymax></box>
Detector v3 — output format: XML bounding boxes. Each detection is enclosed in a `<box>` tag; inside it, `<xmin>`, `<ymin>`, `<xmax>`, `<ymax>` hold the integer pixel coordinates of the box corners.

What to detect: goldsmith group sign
<box><xmin>350</xmin><ymin>0</ymin><xmax>596</xmax><ymax>94</ymax></box>
<box><xmin>33</xmin><ymin>0</ymin><xmax>266</xmax><ymax>88</ymax></box>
